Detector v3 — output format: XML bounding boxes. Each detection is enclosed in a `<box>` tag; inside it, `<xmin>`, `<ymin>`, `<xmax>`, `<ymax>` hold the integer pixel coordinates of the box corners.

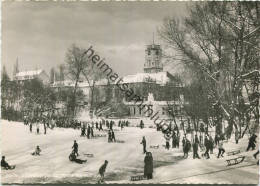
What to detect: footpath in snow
<box><xmin>1</xmin><ymin>120</ymin><xmax>259</xmax><ymax>184</ymax></box>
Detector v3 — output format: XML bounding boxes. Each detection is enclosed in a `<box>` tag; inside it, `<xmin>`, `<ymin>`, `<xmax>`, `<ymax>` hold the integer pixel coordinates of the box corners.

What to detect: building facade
<box><xmin>52</xmin><ymin>43</ymin><xmax>186</xmax><ymax>119</ymax></box>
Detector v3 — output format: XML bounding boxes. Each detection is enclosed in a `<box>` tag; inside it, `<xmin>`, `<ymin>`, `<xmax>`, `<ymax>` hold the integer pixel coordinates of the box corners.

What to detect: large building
<box><xmin>53</xmin><ymin>43</ymin><xmax>186</xmax><ymax>119</ymax></box>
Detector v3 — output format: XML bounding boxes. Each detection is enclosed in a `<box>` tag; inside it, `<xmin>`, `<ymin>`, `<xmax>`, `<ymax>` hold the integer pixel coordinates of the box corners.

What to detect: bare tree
<box><xmin>159</xmin><ymin>2</ymin><xmax>260</xmax><ymax>137</ymax></box>
<box><xmin>65</xmin><ymin>44</ymin><xmax>88</xmax><ymax>117</ymax></box>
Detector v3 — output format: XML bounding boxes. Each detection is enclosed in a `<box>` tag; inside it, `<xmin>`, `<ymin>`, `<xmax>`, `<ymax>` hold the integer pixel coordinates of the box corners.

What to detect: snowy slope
<box><xmin>1</xmin><ymin>120</ymin><xmax>259</xmax><ymax>184</ymax></box>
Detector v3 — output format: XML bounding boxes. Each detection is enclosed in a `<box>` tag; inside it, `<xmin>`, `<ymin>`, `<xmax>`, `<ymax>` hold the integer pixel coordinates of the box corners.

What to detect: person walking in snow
<box><xmin>204</xmin><ymin>135</ymin><xmax>210</xmax><ymax>159</ymax></box>
<box><xmin>246</xmin><ymin>134</ymin><xmax>257</xmax><ymax>151</ymax></box>
<box><xmin>72</xmin><ymin>140</ymin><xmax>79</xmax><ymax>156</ymax></box>
<box><xmin>215</xmin><ymin>134</ymin><xmax>220</xmax><ymax>146</ymax></box>
<box><xmin>140</xmin><ymin>120</ymin><xmax>144</xmax><ymax>129</ymax></box>
<box><xmin>36</xmin><ymin>120</ymin><xmax>40</xmax><ymax>134</ymax></box>
<box><xmin>111</xmin><ymin>130</ymin><xmax>116</xmax><ymax>142</ymax></box>
<box><xmin>217</xmin><ymin>140</ymin><xmax>225</xmax><ymax>158</ymax></box>
<box><xmin>209</xmin><ymin>135</ymin><xmax>214</xmax><ymax>154</ymax></box>
<box><xmin>87</xmin><ymin>125</ymin><xmax>91</xmax><ymax>139</ymax></box>
<box><xmin>183</xmin><ymin>138</ymin><xmax>191</xmax><ymax>158</ymax></box>
<box><xmin>108</xmin><ymin>130</ymin><xmax>112</xmax><ymax>142</ymax></box>
<box><xmin>140</xmin><ymin>136</ymin><xmax>147</xmax><ymax>154</ymax></box>
<box><xmin>98</xmin><ymin>160</ymin><xmax>108</xmax><ymax>183</ymax></box>
<box><xmin>192</xmin><ymin>141</ymin><xmax>200</xmax><ymax>159</ymax></box>
<box><xmin>91</xmin><ymin>126</ymin><xmax>94</xmax><ymax>138</ymax></box>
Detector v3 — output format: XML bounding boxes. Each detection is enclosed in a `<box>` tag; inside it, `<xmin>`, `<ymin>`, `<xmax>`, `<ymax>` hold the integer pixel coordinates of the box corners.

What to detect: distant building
<box><xmin>14</xmin><ymin>69</ymin><xmax>49</xmax><ymax>85</ymax></box>
<box><xmin>52</xmin><ymin>42</ymin><xmax>186</xmax><ymax>120</ymax></box>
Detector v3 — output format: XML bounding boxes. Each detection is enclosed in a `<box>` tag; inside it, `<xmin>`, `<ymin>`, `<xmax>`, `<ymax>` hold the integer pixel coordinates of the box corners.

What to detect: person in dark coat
<box><xmin>140</xmin><ymin>120</ymin><xmax>144</xmax><ymax>129</ymax></box>
<box><xmin>183</xmin><ymin>139</ymin><xmax>191</xmax><ymax>158</ymax></box>
<box><xmin>109</xmin><ymin>120</ymin><xmax>113</xmax><ymax>130</ymax></box>
<box><xmin>204</xmin><ymin>136</ymin><xmax>210</xmax><ymax>159</ymax></box>
<box><xmin>1</xmin><ymin>156</ymin><xmax>11</xmax><ymax>169</ymax></box>
<box><xmin>111</xmin><ymin>130</ymin><xmax>116</xmax><ymax>142</ymax></box>
<box><xmin>217</xmin><ymin>140</ymin><xmax>225</xmax><ymax>158</ymax></box>
<box><xmin>144</xmin><ymin>152</ymin><xmax>153</xmax><ymax>179</ymax></box>
<box><xmin>246</xmin><ymin>134</ymin><xmax>257</xmax><ymax>151</ymax></box>
<box><xmin>195</xmin><ymin>134</ymin><xmax>199</xmax><ymax>144</ymax></box>
<box><xmin>192</xmin><ymin>141</ymin><xmax>200</xmax><ymax>159</ymax></box>
<box><xmin>99</xmin><ymin>122</ymin><xmax>103</xmax><ymax>131</ymax></box>
<box><xmin>108</xmin><ymin>130</ymin><xmax>112</xmax><ymax>142</ymax></box>
<box><xmin>98</xmin><ymin>160</ymin><xmax>108</xmax><ymax>183</ymax></box>
<box><xmin>96</xmin><ymin>122</ymin><xmax>99</xmax><ymax>130</ymax></box>
<box><xmin>172</xmin><ymin>132</ymin><xmax>176</xmax><ymax>148</ymax></box>
<box><xmin>90</xmin><ymin>126</ymin><xmax>94</xmax><ymax>138</ymax></box>
<box><xmin>72</xmin><ymin>140</ymin><xmax>79</xmax><ymax>156</ymax></box>
<box><xmin>140</xmin><ymin>136</ymin><xmax>147</xmax><ymax>154</ymax></box>
<box><xmin>81</xmin><ymin>125</ymin><xmax>86</xmax><ymax>136</ymax></box>
<box><xmin>215</xmin><ymin>134</ymin><xmax>220</xmax><ymax>146</ymax></box>
<box><xmin>29</xmin><ymin>123</ymin><xmax>32</xmax><ymax>133</ymax></box>
<box><xmin>209</xmin><ymin>135</ymin><xmax>214</xmax><ymax>154</ymax></box>
<box><xmin>87</xmin><ymin>125</ymin><xmax>91</xmax><ymax>139</ymax></box>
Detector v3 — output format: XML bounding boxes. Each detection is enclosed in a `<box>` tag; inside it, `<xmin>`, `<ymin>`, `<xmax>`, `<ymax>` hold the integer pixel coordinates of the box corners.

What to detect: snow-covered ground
<box><xmin>1</xmin><ymin>120</ymin><xmax>259</xmax><ymax>184</ymax></box>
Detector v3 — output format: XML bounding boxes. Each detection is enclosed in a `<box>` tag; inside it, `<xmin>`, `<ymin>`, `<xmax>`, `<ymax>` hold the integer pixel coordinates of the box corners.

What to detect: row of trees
<box><xmin>160</xmin><ymin>2</ymin><xmax>259</xmax><ymax>137</ymax></box>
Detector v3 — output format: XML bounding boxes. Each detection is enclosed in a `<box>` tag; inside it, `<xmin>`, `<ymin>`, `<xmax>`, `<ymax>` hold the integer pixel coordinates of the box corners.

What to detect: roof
<box><xmin>52</xmin><ymin>71</ymin><xmax>180</xmax><ymax>88</ymax></box>
<box><xmin>15</xmin><ymin>69</ymin><xmax>43</xmax><ymax>77</ymax></box>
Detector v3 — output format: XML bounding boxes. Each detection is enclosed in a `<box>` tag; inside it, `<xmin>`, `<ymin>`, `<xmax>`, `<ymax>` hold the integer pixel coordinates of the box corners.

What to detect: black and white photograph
<box><xmin>1</xmin><ymin>1</ymin><xmax>259</xmax><ymax>184</ymax></box>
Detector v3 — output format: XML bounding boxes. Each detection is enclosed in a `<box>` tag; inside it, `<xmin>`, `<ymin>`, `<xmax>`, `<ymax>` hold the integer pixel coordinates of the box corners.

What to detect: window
<box><xmin>133</xmin><ymin>107</ymin><xmax>135</xmax><ymax>115</ymax></box>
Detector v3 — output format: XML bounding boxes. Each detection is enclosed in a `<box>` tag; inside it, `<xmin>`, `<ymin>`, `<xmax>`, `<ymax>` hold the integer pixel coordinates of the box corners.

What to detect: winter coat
<box><xmin>192</xmin><ymin>142</ymin><xmax>198</xmax><ymax>152</ymax></box>
<box><xmin>99</xmin><ymin>163</ymin><xmax>107</xmax><ymax>175</ymax></box>
<box><xmin>144</xmin><ymin>154</ymin><xmax>153</xmax><ymax>175</ymax></box>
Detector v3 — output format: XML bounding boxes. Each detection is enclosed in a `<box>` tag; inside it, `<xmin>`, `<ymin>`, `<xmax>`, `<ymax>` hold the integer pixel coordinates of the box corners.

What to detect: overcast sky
<box><xmin>2</xmin><ymin>2</ymin><xmax>188</xmax><ymax>78</ymax></box>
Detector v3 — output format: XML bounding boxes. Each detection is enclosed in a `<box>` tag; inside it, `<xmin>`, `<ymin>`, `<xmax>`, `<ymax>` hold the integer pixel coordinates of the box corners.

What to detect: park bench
<box><xmin>227</xmin><ymin>150</ymin><xmax>240</xmax><ymax>156</ymax></box>
<box><xmin>150</xmin><ymin>145</ymin><xmax>159</xmax><ymax>149</ymax></box>
<box><xmin>226</xmin><ymin>156</ymin><xmax>245</xmax><ymax>166</ymax></box>
<box><xmin>115</xmin><ymin>140</ymin><xmax>125</xmax><ymax>143</ymax></box>
<box><xmin>130</xmin><ymin>175</ymin><xmax>145</xmax><ymax>181</ymax></box>
<box><xmin>84</xmin><ymin>153</ymin><xmax>94</xmax><ymax>158</ymax></box>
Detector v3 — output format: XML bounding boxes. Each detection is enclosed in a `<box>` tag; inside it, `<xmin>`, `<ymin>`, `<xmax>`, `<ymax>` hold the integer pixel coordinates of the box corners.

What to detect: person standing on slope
<box><xmin>98</xmin><ymin>160</ymin><xmax>108</xmax><ymax>183</ymax></box>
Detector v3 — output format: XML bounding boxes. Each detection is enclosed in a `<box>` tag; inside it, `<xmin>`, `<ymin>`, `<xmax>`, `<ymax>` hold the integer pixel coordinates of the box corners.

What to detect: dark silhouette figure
<box><xmin>1</xmin><ymin>156</ymin><xmax>12</xmax><ymax>169</ymax></box>
<box><xmin>72</xmin><ymin>140</ymin><xmax>79</xmax><ymax>156</ymax></box>
<box><xmin>246</xmin><ymin>134</ymin><xmax>257</xmax><ymax>151</ymax></box>
<box><xmin>144</xmin><ymin>152</ymin><xmax>153</xmax><ymax>179</ymax></box>
<box><xmin>141</xmin><ymin>136</ymin><xmax>147</xmax><ymax>154</ymax></box>
<box><xmin>98</xmin><ymin>160</ymin><xmax>108</xmax><ymax>183</ymax></box>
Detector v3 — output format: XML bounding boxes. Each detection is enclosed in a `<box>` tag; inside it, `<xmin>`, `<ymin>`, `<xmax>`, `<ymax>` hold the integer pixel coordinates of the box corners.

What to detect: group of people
<box><xmin>108</xmin><ymin>129</ymin><xmax>116</xmax><ymax>142</ymax></box>
<box><xmin>80</xmin><ymin>124</ymin><xmax>95</xmax><ymax>138</ymax></box>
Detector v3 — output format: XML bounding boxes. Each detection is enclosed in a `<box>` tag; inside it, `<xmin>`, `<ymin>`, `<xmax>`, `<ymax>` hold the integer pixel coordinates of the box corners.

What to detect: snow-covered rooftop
<box><xmin>52</xmin><ymin>71</ymin><xmax>175</xmax><ymax>87</ymax></box>
<box><xmin>15</xmin><ymin>69</ymin><xmax>43</xmax><ymax>77</ymax></box>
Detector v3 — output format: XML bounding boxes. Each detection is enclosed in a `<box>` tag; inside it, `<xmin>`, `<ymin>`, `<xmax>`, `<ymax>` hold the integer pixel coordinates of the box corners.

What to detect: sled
<box><xmin>94</xmin><ymin>134</ymin><xmax>106</xmax><ymax>137</ymax></box>
<box><xmin>115</xmin><ymin>140</ymin><xmax>125</xmax><ymax>143</ymax></box>
<box><xmin>84</xmin><ymin>153</ymin><xmax>94</xmax><ymax>158</ymax></box>
<box><xmin>150</xmin><ymin>145</ymin><xmax>159</xmax><ymax>149</ymax></box>
<box><xmin>226</xmin><ymin>156</ymin><xmax>245</xmax><ymax>166</ymax></box>
<box><xmin>227</xmin><ymin>150</ymin><xmax>240</xmax><ymax>156</ymax></box>
<box><xmin>1</xmin><ymin>165</ymin><xmax>15</xmax><ymax>170</ymax></box>
<box><xmin>130</xmin><ymin>175</ymin><xmax>144</xmax><ymax>181</ymax></box>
